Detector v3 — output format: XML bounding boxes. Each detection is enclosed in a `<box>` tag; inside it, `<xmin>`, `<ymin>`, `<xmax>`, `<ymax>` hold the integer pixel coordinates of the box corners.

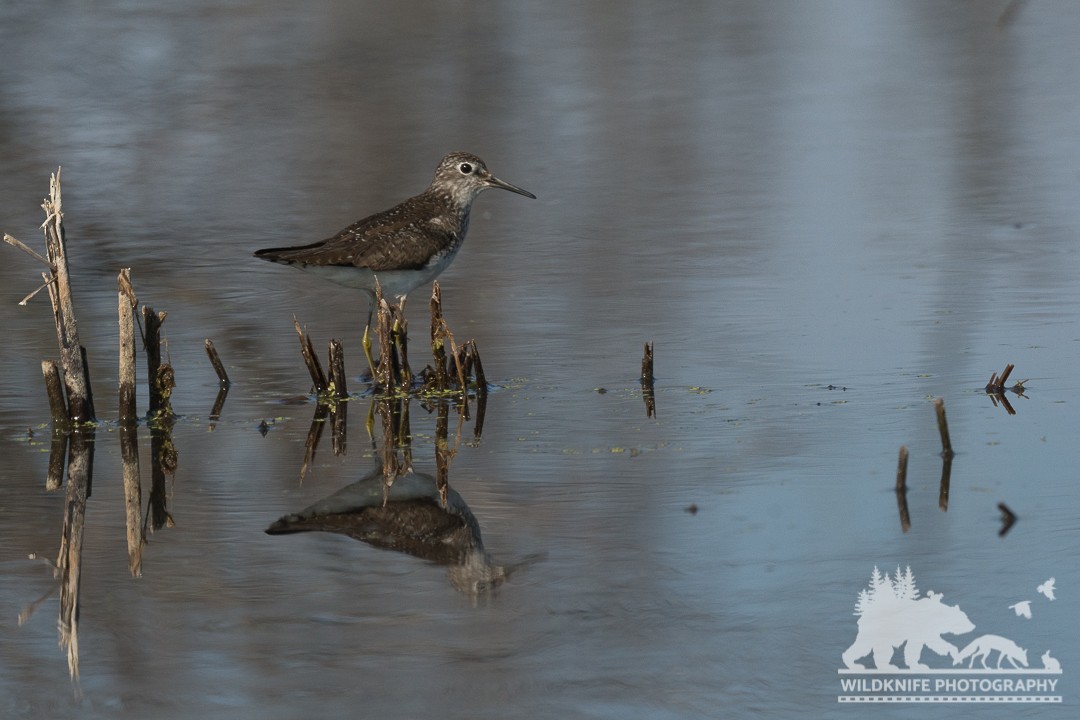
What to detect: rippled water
<box><xmin>2</xmin><ymin>2</ymin><xmax>1079</xmax><ymax>718</ymax></box>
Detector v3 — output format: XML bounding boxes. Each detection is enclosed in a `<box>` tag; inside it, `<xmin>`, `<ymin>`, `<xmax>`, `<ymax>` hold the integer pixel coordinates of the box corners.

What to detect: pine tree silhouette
<box><xmin>893</xmin><ymin>565</ymin><xmax>919</xmax><ymax>601</ymax></box>
<box><xmin>854</xmin><ymin>588</ymin><xmax>872</xmax><ymax>616</ymax></box>
<box><xmin>870</xmin><ymin>566</ymin><xmax>888</xmax><ymax>594</ymax></box>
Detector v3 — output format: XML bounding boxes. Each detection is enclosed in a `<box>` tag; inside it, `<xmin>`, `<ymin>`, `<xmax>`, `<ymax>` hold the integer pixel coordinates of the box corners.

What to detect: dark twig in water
<box><xmin>204</xmin><ymin>338</ymin><xmax>231</xmax><ymax>387</ymax></box>
<box><xmin>998</xmin><ymin>502</ymin><xmax>1017</xmax><ymax>537</ymax></box>
<box><xmin>641</xmin><ymin>342</ymin><xmax>655</xmax><ymax>418</ymax></box>
<box><xmin>142</xmin><ymin>306</ymin><xmax>174</xmax><ymax>422</ymax></box>
<box><xmin>293</xmin><ymin>317</ymin><xmax>328</xmax><ymax>394</ymax></box>
<box><xmin>985</xmin><ymin>363</ymin><xmax>1014</xmax><ymax>393</ymax></box>
<box><xmin>933</xmin><ymin>397</ymin><xmax>953</xmax><ymax>459</ymax></box>
<box><xmin>985</xmin><ymin>362</ymin><xmax>1028</xmax><ymax>399</ymax></box>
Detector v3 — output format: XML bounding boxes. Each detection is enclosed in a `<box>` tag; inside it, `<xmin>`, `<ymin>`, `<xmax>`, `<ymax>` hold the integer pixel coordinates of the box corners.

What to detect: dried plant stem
<box><xmin>934</xmin><ymin>397</ymin><xmax>953</xmax><ymax>458</ymax></box>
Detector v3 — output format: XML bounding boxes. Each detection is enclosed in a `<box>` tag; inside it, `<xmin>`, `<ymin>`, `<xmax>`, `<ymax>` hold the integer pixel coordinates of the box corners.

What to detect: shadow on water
<box><xmin>269</xmin><ymin>394</ymin><xmax>544</xmax><ymax>599</ymax></box>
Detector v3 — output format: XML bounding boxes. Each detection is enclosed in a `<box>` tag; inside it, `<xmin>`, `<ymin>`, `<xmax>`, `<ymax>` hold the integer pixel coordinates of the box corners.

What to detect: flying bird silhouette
<box><xmin>1009</xmin><ymin>601</ymin><xmax>1033</xmax><ymax>619</ymax></box>
<box><xmin>1037</xmin><ymin>578</ymin><xmax>1056</xmax><ymax>601</ymax></box>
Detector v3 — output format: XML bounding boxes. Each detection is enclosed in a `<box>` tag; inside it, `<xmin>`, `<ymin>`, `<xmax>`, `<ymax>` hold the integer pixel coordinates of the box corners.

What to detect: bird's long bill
<box><xmin>487</xmin><ymin>175</ymin><xmax>536</xmax><ymax>199</ymax></box>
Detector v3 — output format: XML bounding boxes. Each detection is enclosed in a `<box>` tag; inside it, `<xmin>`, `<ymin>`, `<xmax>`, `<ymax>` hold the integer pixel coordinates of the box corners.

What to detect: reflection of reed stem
<box><xmin>938</xmin><ymin>453</ymin><xmax>952</xmax><ymax>512</ymax></box>
<box><xmin>896</xmin><ymin>445</ymin><xmax>910</xmax><ymax>532</ymax></box>
<box><xmin>120</xmin><ymin>421</ymin><xmax>143</xmax><ymax>577</ymax></box>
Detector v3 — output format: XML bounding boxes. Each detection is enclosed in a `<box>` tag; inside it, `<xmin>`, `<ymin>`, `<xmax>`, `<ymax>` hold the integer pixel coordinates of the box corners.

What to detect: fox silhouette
<box><xmin>954</xmin><ymin>634</ymin><xmax>1028</xmax><ymax>669</ymax></box>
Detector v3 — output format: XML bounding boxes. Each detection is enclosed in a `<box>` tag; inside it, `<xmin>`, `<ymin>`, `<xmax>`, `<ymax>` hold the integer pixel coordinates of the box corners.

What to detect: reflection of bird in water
<box><xmin>266</xmin><ymin>466</ymin><xmax>541</xmax><ymax>596</ymax></box>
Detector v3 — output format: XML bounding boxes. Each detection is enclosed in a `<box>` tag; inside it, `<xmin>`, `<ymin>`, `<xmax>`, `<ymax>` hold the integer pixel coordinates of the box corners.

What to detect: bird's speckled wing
<box><xmin>255</xmin><ymin>194</ymin><xmax>459</xmax><ymax>271</ymax></box>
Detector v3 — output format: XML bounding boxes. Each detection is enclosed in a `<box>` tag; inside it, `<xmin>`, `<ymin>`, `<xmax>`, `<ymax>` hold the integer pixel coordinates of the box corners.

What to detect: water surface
<box><xmin>2</xmin><ymin>2</ymin><xmax>1079</xmax><ymax>718</ymax></box>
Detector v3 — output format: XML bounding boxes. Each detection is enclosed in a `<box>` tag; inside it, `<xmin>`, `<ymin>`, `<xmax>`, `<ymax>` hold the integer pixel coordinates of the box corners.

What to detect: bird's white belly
<box><xmin>295</xmin><ymin>249</ymin><xmax>458</xmax><ymax>300</ymax></box>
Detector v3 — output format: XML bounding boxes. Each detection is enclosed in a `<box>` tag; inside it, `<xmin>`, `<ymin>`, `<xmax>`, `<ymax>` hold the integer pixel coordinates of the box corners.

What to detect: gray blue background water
<box><xmin>1</xmin><ymin>2</ymin><xmax>1079</xmax><ymax>718</ymax></box>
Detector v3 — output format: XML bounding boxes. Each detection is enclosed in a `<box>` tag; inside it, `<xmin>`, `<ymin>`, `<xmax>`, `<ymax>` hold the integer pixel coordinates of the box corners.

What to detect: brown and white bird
<box><xmin>254</xmin><ymin>151</ymin><xmax>535</xmax><ymax>329</ymax></box>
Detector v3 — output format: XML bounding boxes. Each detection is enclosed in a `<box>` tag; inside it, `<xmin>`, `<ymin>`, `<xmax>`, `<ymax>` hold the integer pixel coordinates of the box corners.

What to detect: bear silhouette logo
<box><xmin>842</xmin><ymin>566</ymin><xmax>975</xmax><ymax>671</ymax></box>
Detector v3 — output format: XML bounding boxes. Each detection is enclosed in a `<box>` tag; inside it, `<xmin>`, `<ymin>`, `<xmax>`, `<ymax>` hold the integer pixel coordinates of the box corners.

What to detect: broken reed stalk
<box><xmin>430</xmin><ymin>283</ymin><xmax>450</xmax><ymax>389</ymax></box>
<box><xmin>328</xmin><ymin>338</ymin><xmax>348</xmax><ymax>400</ymax></box>
<box><xmin>142</xmin><ymin>306</ymin><xmax>174</xmax><ymax>421</ymax></box>
<box><xmin>293</xmin><ymin>318</ymin><xmax>328</xmax><ymax>393</ymax></box>
<box><xmin>464</xmin><ymin>339</ymin><xmax>487</xmax><ymax>397</ymax></box>
<box><xmin>37</xmin><ymin>169</ymin><xmax>95</xmax><ymax>423</ymax></box>
<box><xmin>933</xmin><ymin>397</ymin><xmax>953</xmax><ymax>458</ymax></box>
<box><xmin>424</xmin><ymin>280</ymin><xmax>487</xmax><ymax>398</ymax></box>
<box><xmin>373</xmin><ymin>280</ymin><xmax>412</xmax><ymax>393</ymax></box>
<box><xmin>986</xmin><ymin>363</ymin><xmax>1015</xmax><ymax>392</ymax></box>
<box><xmin>204</xmin><ymin>339</ymin><xmax>230</xmax><ymax>386</ymax></box>
<box><xmin>641</xmin><ymin>342</ymin><xmax>656</xmax><ymax>418</ymax></box>
<box><xmin>641</xmin><ymin>342</ymin><xmax>654</xmax><ymax>386</ymax></box>
<box><xmin>985</xmin><ymin>363</ymin><xmax>1026</xmax><ymax>396</ymax></box>
<box><xmin>41</xmin><ymin>360</ymin><xmax>68</xmax><ymax>426</ymax></box>
<box><xmin>118</xmin><ymin>269</ymin><xmax>138</xmax><ymax>423</ymax></box>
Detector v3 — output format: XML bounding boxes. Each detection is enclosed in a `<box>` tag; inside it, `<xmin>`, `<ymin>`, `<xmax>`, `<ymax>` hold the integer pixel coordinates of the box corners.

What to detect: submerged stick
<box><xmin>934</xmin><ymin>397</ymin><xmax>953</xmax><ymax>458</ymax></box>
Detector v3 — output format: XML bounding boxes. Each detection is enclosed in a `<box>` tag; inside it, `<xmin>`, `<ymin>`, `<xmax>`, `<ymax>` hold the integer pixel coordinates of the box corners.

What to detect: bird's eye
<box><xmin>458</xmin><ymin>162</ymin><xmax>473</xmax><ymax>175</ymax></box>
